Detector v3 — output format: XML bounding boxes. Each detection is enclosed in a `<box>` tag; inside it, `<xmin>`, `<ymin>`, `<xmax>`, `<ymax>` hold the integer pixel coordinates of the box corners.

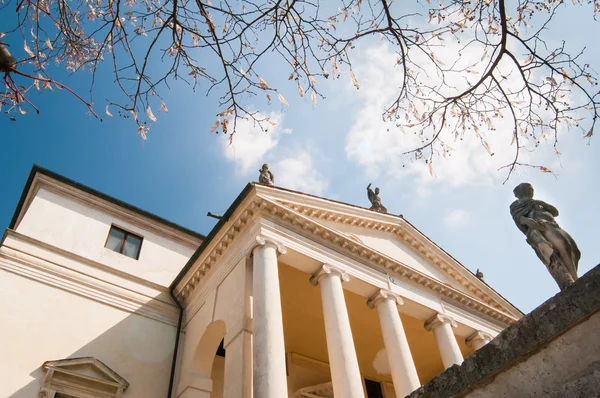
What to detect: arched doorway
<box><xmin>189</xmin><ymin>320</ymin><xmax>226</xmax><ymax>398</ymax></box>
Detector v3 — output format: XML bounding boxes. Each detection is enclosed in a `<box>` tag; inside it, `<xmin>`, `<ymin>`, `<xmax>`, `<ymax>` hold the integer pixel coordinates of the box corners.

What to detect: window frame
<box><xmin>104</xmin><ymin>225</ymin><xmax>144</xmax><ymax>260</ymax></box>
<box><xmin>39</xmin><ymin>357</ymin><xmax>129</xmax><ymax>398</ymax></box>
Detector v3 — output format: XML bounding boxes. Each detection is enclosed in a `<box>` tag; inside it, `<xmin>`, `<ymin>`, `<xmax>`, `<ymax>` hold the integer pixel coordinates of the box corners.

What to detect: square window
<box><xmin>105</xmin><ymin>225</ymin><xmax>143</xmax><ymax>259</ymax></box>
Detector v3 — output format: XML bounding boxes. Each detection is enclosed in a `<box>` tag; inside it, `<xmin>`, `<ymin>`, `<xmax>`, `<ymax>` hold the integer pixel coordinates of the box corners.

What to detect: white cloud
<box><xmin>274</xmin><ymin>152</ymin><xmax>328</xmax><ymax>196</ymax></box>
<box><xmin>222</xmin><ymin>112</ymin><xmax>290</xmax><ymax>175</ymax></box>
<box><xmin>343</xmin><ymin>40</ymin><xmax>563</xmax><ymax>190</ymax></box>
<box><xmin>443</xmin><ymin>209</ymin><xmax>471</xmax><ymax>228</ymax></box>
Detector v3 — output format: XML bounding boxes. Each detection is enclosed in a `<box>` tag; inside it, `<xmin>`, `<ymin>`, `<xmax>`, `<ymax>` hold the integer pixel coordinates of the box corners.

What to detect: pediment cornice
<box><xmin>175</xmin><ymin>189</ymin><xmax>520</xmax><ymax>325</ymax></box>
<box><xmin>274</xmin><ymin>199</ymin><xmax>516</xmax><ymax>310</ymax></box>
<box><xmin>42</xmin><ymin>357</ymin><xmax>129</xmax><ymax>388</ymax></box>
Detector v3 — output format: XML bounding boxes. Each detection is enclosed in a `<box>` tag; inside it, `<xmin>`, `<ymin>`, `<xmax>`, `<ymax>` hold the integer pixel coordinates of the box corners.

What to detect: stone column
<box><xmin>466</xmin><ymin>331</ymin><xmax>493</xmax><ymax>351</ymax></box>
<box><xmin>367</xmin><ymin>289</ymin><xmax>421</xmax><ymax>397</ymax></box>
<box><xmin>310</xmin><ymin>265</ymin><xmax>364</xmax><ymax>398</ymax></box>
<box><xmin>252</xmin><ymin>235</ymin><xmax>288</xmax><ymax>398</ymax></box>
<box><xmin>424</xmin><ymin>314</ymin><xmax>464</xmax><ymax>369</ymax></box>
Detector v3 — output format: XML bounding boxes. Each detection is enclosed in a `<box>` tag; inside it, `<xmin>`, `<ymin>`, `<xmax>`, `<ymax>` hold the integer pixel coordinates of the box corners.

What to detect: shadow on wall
<box><xmin>5</xmin><ymin>279</ymin><xmax>179</xmax><ymax>398</ymax></box>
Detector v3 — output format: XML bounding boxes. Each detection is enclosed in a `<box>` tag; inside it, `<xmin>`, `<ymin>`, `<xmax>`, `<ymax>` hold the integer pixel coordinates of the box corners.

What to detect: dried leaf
<box><xmin>210</xmin><ymin>118</ymin><xmax>221</xmax><ymax>133</ymax></box>
<box><xmin>222</xmin><ymin>118</ymin><xmax>229</xmax><ymax>134</ymax></box>
<box><xmin>259</xmin><ymin>77</ymin><xmax>269</xmax><ymax>89</ymax></box>
<box><xmin>584</xmin><ymin>126</ymin><xmax>594</xmax><ymax>139</ymax></box>
<box><xmin>277</xmin><ymin>93</ymin><xmax>289</xmax><ymax>106</ymax></box>
<box><xmin>19</xmin><ymin>108</ymin><xmax>27</xmax><ymax>115</ymax></box>
<box><xmin>105</xmin><ymin>106</ymin><xmax>113</xmax><ymax>117</ymax></box>
<box><xmin>147</xmin><ymin>106</ymin><xmax>157</xmax><ymax>122</ymax></box>
<box><xmin>482</xmin><ymin>139</ymin><xmax>493</xmax><ymax>155</ymax></box>
<box><xmin>137</xmin><ymin>126</ymin><xmax>148</xmax><ymax>140</ymax></box>
<box><xmin>585</xmin><ymin>74</ymin><xmax>595</xmax><ymax>84</ymax></box>
<box><xmin>297</xmin><ymin>84</ymin><xmax>304</xmax><ymax>97</ymax></box>
<box><xmin>540</xmin><ymin>166</ymin><xmax>552</xmax><ymax>173</ymax></box>
<box><xmin>311</xmin><ymin>91</ymin><xmax>317</xmax><ymax>105</ymax></box>
<box><xmin>288</xmin><ymin>73</ymin><xmax>294</xmax><ymax>80</ymax></box>
<box><xmin>23</xmin><ymin>41</ymin><xmax>35</xmax><ymax>57</ymax></box>
<box><xmin>428</xmin><ymin>161</ymin><xmax>435</xmax><ymax>177</ymax></box>
<box><xmin>351</xmin><ymin>72</ymin><xmax>360</xmax><ymax>89</ymax></box>
<box><xmin>266</xmin><ymin>94</ymin><xmax>271</xmax><ymax>101</ymax></box>
<box><xmin>43</xmin><ymin>38</ymin><xmax>54</xmax><ymax>51</ymax></box>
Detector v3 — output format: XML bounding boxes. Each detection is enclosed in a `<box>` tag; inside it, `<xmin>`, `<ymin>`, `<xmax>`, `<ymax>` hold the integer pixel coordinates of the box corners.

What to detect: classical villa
<box><xmin>1</xmin><ymin>166</ymin><xmax>523</xmax><ymax>398</ymax></box>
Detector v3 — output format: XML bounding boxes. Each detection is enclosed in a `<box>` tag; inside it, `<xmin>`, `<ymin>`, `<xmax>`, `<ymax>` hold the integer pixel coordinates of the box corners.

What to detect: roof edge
<box><xmin>9</xmin><ymin>165</ymin><xmax>206</xmax><ymax>241</ymax></box>
<box><xmin>169</xmin><ymin>182</ymin><xmax>256</xmax><ymax>290</ymax></box>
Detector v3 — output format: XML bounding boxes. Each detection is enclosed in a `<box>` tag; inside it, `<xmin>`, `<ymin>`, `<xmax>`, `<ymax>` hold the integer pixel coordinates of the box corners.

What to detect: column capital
<box><xmin>367</xmin><ymin>289</ymin><xmax>404</xmax><ymax>309</ymax></box>
<box><xmin>465</xmin><ymin>331</ymin><xmax>493</xmax><ymax>348</ymax></box>
<box><xmin>309</xmin><ymin>264</ymin><xmax>350</xmax><ymax>286</ymax></box>
<box><xmin>253</xmin><ymin>235</ymin><xmax>287</xmax><ymax>256</ymax></box>
<box><xmin>424</xmin><ymin>313</ymin><xmax>457</xmax><ymax>332</ymax></box>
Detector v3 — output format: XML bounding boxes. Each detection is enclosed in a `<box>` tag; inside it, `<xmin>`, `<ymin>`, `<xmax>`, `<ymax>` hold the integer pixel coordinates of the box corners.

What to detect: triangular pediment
<box><xmin>252</xmin><ymin>184</ymin><xmax>522</xmax><ymax>321</ymax></box>
<box><xmin>316</xmin><ymin>219</ymin><xmax>459</xmax><ymax>285</ymax></box>
<box><xmin>43</xmin><ymin>357</ymin><xmax>129</xmax><ymax>388</ymax></box>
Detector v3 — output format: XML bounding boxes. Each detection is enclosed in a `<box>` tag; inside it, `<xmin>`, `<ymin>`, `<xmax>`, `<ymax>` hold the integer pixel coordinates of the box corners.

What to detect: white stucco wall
<box><xmin>0</xmin><ymin>268</ymin><xmax>177</xmax><ymax>398</ymax></box>
<box><xmin>15</xmin><ymin>187</ymin><xmax>197</xmax><ymax>287</ymax></box>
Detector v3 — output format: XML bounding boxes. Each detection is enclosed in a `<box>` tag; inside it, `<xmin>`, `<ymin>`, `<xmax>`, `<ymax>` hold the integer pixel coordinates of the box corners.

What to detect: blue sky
<box><xmin>1</xmin><ymin>3</ymin><xmax>599</xmax><ymax>314</ymax></box>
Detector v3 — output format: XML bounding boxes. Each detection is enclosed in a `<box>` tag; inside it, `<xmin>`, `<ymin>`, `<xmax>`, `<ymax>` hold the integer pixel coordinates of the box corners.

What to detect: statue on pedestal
<box><xmin>510</xmin><ymin>183</ymin><xmax>580</xmax><ymax>290</ymax></box>
<box><xmin>367</xmin><ymin>183</ymin><xmax>388</xmax><ymax>213</ymax></box>
<box><xmin>258</xmin><ymin>164</ymin><xmax>274</xmax><ymax>186</ymax></box>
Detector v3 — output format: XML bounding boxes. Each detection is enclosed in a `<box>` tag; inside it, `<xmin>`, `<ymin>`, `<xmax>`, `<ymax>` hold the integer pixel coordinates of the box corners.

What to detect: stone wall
<box><xmin>408</xmin><ymin>263</ymin><xmax>600</xmax><ymax>398</ymax></box>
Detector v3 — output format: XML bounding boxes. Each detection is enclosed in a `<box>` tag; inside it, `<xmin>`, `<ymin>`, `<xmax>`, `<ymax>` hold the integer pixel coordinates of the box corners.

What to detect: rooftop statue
<box><xmin>367</xmin><ymin>183</ymin><xmax>388</xmax><ymax>213</ymax></box>
<box><xmin>510</xmin><ymin>183</ymin><xmax>580</xmax><ymax>290</ymax></box>
<box><xmin>258</xmin><ymin>163</ymin><xmax>274</xmax><ymax>186</ymax></box>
